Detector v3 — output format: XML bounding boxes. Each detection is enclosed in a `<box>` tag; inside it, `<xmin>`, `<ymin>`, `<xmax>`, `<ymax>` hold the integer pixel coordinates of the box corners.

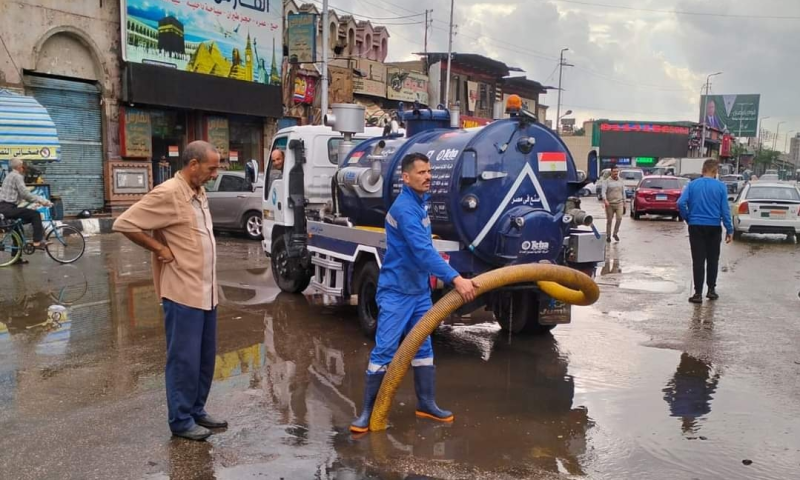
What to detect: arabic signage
<box><xmin>119</xmin><ymin>107</ymin><xmax>152</xmax><ymax>158</ymax></box>
<box><xmin>287</xmin><ymin>13</ymin><xmax>316</xmax><ymax>64</ymax></box>
<box><xmin>461</xmin><ymin>115</ymin><xmax>489</xmax><ymax>129</ymax></box>
<box><xmin>0</xmin><ymin>90</ymin><xmax>60</xmax><ymax>162</ymax></box>
<box><xmin>387</xmin><ymin>68</ymin><xmax>429</xmax><ymax>104</ymax></box>
<box><xmin>598</xmin><ymin>122</ymin><xmax>691</xmax><ymax>158</ymax></box>
<box><xmin>204</xmin><ymin>116</ymin><xmax>229</xmax><ymax>159</ymax></box>
<box><xmin>354</xmin><ymin>59</ymin><xmax>388</xmax><ymax>98</ymax></box>
<box><xmin>122</xmin><ymin>0</ymin><xmax>283</xmax><ymax>85</ymax></box>
<box><xmin>699</xmin><ymin>94</ymin><xmax>760</xmax><ymax>137</ymax></box>
<box><xmin>293</xmin><ymin>74</ymin><xmax>316</xmax><ymax>104</ymax></box>
<box><xmin>353</xmin><ymin>78</ymin><xmax>386</xmax><ymax>97</ymax></box>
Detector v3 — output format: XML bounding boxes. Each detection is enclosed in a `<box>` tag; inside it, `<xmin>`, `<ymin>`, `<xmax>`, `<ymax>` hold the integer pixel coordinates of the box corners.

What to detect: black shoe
<box><xmin>606</xmin><ymin>237</ymin><xmax>611</xmax><ymax>243</ymax></box>
<box><xmin>196</xmin><ymin>415</ymin><xmax>228</xmax><ymax>429</ymax></box>
<box><xmin>688</xmin><ymin>294</ymin><xmax>703</xmax><ymax>304</ymax></box>
<box><xmin>173</xmin><ymin>425</ymin><xmax>212</xmax><ymax>441</ymax></box>
<box><xmin>706</xmin><ymin>290</ymin><xmax>719</xmax><ymax>300</ymax></box>
<box><xmin>613</xmin><ymin>234</ymin><xmax>620</xmax><ymax>242</ymax></box>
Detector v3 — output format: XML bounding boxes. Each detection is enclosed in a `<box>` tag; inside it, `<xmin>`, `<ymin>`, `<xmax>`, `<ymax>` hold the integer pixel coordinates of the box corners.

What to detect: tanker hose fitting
<box><xmin>568</xmin><ymin>208</ymin><xmax>593</xmax><ymax>227</ymax></box>
<box><xmin>368</xmin><ymin>263</ymin><xmax>600</xmax><ymax>431</ymax></box>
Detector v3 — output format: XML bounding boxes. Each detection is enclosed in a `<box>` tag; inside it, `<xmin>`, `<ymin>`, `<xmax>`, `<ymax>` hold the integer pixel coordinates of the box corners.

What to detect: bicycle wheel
<box><xmin>0</xmin><ymin>230</ymin><xmax>23</xmax><ymax>267</ymax></box>
<box><xmin>45</xmin><ymin>225</ymin><xmax>86</xmax><ymax>264</ymax></box>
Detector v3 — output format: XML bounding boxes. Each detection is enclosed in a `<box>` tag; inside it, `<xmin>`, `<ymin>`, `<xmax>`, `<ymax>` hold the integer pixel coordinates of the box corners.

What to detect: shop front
<box><xmin>113</xmin><ymin>0</ymin><xmax>283</xmax><ymax>212</ymax></box>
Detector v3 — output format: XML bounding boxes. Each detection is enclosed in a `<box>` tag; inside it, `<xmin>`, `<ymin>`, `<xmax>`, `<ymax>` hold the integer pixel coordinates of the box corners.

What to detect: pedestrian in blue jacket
<box><xmin>350</xmin><ymin>152</ymin><xmax>478</xmax><ymax>434</ymax></box>
<box><xmin>677</xmin><ymin>159</ymin><xmax>733</xmax><ymax>304</ymax></box>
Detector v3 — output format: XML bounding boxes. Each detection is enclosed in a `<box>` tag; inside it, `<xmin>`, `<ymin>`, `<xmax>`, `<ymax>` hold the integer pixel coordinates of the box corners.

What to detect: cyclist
<box><xmin>0</xmin><ymin>157</ymin><xmax>52</xmax><ymax>251</ymax></box>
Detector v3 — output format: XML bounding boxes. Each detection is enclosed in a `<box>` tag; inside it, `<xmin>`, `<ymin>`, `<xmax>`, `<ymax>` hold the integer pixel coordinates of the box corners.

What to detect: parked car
<box><xmin>731</xmin><ymin>182</ymin><xmax>800</xmax><ymax>241</ymax></box>
<box><xmin>205</xmin><ymin>171</ymin><xmax>263</xmax><ymax>240</ymax></box>
<box><xmin>630</xmin><ymin>176</ymin><xmax>684</xmax><ymax>221</ymax></box>
<box><xmin>757</xmin><ymin>173</ymin><xmax>780</xmax><ymax>182</ymax></box>
<box><xmin>720</xmin><ymin>174</ymin><xmax>746</xmax><ymax>198</ymax></box>
<box><xmin>619</xmin><ymin>168</ymin><xmax>644</xmax><ymax>198</ymax></box>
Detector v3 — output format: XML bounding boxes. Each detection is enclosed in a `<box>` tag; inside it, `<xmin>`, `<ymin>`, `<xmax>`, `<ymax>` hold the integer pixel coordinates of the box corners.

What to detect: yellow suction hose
<box><xmin>368</xmin><ymin>263</ymin><xmax>600</xmax><ymax>432</ymax></box>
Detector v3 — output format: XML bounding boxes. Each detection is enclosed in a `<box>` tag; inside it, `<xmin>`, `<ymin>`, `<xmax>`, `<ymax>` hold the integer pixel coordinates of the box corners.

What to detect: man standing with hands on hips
<box><xmin>350</xmin><ymin>153</ymin><xmax>478</xmax><ymax>434</ymax></box>
<box><xmin>602</xmin><ymin>165</ymin><xmax>625</xmax><ymax>243</ymax></box>
<box><xmin>678</xmin><ymin>159</ymin><xmax>733</xmax><ymax>304</ymax></box>
<box><xmin>113</xmin><ymin>141</ymin><xmax>227</xmax><ymax>441</ymax></box>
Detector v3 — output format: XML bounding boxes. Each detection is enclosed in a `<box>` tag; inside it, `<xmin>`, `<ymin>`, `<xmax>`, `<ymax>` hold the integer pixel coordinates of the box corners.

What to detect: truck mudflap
<box><xmin>538</xmin><ymin>297</ymin><xmax>571</xmax><ymax>325</ymax></box>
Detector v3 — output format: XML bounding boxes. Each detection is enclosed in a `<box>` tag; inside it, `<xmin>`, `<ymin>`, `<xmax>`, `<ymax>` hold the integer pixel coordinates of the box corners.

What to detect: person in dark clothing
<box><xmin>677</xmin><ymin>159</ymin><xmax>733</xmax><ymax>304</ymax></box>
<box><xmin>0</xmin><ymin>158</ymin><xmax>52</xmax><ymax>250</ymax></box>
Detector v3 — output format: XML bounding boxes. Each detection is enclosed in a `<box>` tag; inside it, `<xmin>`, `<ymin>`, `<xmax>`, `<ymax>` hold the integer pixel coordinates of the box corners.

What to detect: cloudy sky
<box><xmin>310</xmin><ymin>0</ymin><xmax>800</xmax><ymax>150</ymax></box>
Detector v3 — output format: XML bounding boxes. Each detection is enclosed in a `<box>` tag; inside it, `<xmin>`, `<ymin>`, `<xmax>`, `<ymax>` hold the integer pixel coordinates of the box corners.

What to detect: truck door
<box><xmin>264</xmin><ymin>136</ymin><xmax>289</xmax><ymax>252</ymax></box>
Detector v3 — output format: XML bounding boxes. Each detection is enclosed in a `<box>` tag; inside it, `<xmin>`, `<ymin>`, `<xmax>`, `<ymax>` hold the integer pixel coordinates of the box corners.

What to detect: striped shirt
<box><xmin>0</xmin><ymin>170</ymin><xmax>44</xmax><ymax>205</ymax></box>
<box><xmin>113</xmin><ymin>172</ymin><xmax>218</xmax><ymax>310</ymax></box>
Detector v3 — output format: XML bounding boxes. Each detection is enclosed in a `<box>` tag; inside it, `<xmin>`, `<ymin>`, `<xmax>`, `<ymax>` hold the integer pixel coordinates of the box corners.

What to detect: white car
<box><xmin>619</xmin><ymin>169</ymin><xmax>644</xmax><ymax>198</ymax></box>
<box><xmin>731</xmin><ymin>182</ymin><xmax>800</xmax><ymax>241</ymax></box>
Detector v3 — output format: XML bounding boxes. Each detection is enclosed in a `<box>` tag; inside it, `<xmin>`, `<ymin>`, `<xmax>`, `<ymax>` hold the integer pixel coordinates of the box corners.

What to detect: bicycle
<box><xmin>0</xmin><ymin>211</ymin><xmax>86</xmax><ymax>266</ymax></box>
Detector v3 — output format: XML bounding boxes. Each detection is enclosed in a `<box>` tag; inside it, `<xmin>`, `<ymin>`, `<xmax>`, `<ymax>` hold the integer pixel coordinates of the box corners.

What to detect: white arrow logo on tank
<box><xmin>470</xmin><ymin>163</ymin><xmax>551</xmax><ymax>249</ymax></box>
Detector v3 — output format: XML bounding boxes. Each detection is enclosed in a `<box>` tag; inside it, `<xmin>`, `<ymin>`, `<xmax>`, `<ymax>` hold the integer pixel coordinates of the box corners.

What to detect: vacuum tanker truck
<box><xmin>247</xmin><ymin>98</ymin><xmax>605</xmax><ymax>337</ymax></box>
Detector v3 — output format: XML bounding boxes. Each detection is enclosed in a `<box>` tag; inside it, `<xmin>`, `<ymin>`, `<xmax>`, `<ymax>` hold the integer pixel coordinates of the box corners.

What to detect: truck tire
<box><xmin>494</xmin><ymin>293</ymin><xmax>554</xmax><ymax>335</ymax></box>
<box><xmin>356</xmin><ymin>261</ymin><xmax>380</xmax><ymax>338</ymax></box>
<box><xmin>271</xmin><ymin>236</ymin><xmax>311</xmax><ymax>293</ymax></box>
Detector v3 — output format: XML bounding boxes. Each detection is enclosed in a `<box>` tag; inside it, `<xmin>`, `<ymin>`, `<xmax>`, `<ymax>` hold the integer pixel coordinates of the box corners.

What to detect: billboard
<box><xmin>699</xmin><ymin>94</ymin><xmax>760</xmax><ymax>137</ymax></box>
<box><xmin>387</xmin><ymin>68</ymin><xmax>429</xmax><ymax>105</ymax></box>
<box><xmin>287</xmin><ymin>13</ymin><xmax>316</xmax><ymax>64</ymax></box>
<box><xmin>122</xmin><ymin>0</ymin><xmax>282</xmax><ymax>85</ymax></box>
<box><xmin>597</xmin><ymin>122</ymin><xmax>691</xmax><ymax>158</ymax></box>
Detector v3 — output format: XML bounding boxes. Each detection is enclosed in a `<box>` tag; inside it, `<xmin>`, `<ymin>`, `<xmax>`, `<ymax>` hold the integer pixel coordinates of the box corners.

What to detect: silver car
<box><xmin>205</xmin><ymin>171</ymin><xmax>263</xmax><ymax>240</ymax></box>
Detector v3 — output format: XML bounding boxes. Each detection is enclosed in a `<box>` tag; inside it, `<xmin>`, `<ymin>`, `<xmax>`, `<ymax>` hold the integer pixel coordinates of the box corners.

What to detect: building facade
<box><xmin>790</xmin><ymin>133</ymin><xmax>800</xmax><ymax>167</ymax></box>
<box><xmin>1</xmin><ymin>0</ymin><xmax>283</xmax><ymax>215</ymax></box>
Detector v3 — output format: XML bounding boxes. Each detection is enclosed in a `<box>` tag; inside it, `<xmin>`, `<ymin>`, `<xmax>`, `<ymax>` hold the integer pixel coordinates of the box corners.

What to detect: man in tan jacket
<box><xmin>601</xmin><ymin>166</ymin><xmax>626</xmax><ymax>243</ymax></box>
<box><xmin>113</xmin><ymin>141</ymin><xmax>224</xmax><ymax>441</ymax></box>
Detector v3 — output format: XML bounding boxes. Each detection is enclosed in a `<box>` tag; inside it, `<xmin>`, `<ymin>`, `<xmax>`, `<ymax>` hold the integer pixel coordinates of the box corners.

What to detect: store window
<box><xmin>150</xmin><ymin>109</ymin><xmax>187</xmax><ymax>185</ymax></box>
<box><xmin>229</xmin><ymin>117</ymin><xmax>263</xmax><ymax>172</ymax></box>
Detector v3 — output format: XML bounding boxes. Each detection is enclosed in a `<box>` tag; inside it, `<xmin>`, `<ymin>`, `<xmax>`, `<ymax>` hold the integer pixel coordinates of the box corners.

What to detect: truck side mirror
<box><xmin>245</xmin><ymin>159</ymin><xmax>259</xmax><ymax>192</ymax></box>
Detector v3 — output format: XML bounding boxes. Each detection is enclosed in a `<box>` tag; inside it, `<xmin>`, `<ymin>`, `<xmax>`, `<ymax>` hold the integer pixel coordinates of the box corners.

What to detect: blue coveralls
<box><xmin>368</xmin><ymin>185</ymin><xmax>460</xmax><ymax>371</ymax></box>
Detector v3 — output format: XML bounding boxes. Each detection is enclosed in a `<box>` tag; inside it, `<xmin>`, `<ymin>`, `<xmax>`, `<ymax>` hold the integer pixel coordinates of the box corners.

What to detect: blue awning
<box><xmin>0</xmin><ymin>89</ymin><xmax>61</xmax><ymax>162</ymax></box>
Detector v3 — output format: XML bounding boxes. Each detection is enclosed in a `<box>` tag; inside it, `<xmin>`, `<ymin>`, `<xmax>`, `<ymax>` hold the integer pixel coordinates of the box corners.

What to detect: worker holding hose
<box><xmin>350</xmin><ymin>152</ymin><xmax>478</xmax><ymax>434</ymax></box>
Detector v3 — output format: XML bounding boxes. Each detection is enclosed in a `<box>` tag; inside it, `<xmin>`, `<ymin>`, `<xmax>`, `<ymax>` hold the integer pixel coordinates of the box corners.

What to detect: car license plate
<box><xmin>656</xmin><ymin>194</ymin><xmax>668</xmax><ymax>201</ymax></box>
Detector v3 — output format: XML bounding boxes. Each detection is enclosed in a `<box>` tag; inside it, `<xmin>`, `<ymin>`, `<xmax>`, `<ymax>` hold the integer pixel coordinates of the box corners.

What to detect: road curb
<box><xmin>60</xmin><ymin>218</ymin><xmax>115</xmax><ymax>235</ymax></box>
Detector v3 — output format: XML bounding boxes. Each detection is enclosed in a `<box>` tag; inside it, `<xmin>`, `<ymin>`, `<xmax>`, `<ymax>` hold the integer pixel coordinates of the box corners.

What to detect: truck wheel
<box><xmin>242</xmin><ymin>211</ymin><xmax>263</xmax><ymax>241</ymax></box>
<box><xmin>494</xmin><ymin>293</ymin><xmax>554</xmax><ymax>335</ymax></box>
<box><xmin>271</xmin><ymin>236</ymin><xmax>311</xmax><ymax>293</ymax></box>
<box><xmin>356</xmin><ymin>261</ymin><xmax>380</xmax><ymax>338</ymax></box>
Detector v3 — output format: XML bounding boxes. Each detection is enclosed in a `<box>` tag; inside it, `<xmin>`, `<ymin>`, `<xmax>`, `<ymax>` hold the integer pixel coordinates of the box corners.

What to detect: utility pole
<box><xmin>774</xmin><ymin>121</ymin><xmax>785</xmax><ymax>151</ymax></box>
<box><xmin>423</xmin><ymin>9</ymin><xmax>432</xmax><ymax>55</ymax></box>
<box><xmin>321</xmin><ymin>0</ymin><xmax>329</xmax><ymax>124</ymax></box>
<box><xmin>700</xmin><ymin>72</ymin><xmax>722</xmax><ymax>158</ymax></box>
<box><xmin>555</xmin><ymin>48</ymin><xmax>572</xmax><ymax>135</ymax></box>
<box><xmin>443</xmin><ymin>0</ymin><xmax>455</xmax><ymax>107</ymax></box>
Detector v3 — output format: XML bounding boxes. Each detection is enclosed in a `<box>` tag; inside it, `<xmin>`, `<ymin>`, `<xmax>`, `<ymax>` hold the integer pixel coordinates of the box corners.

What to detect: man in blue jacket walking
<box><xmin>677</xmin><ymin>159</ymin><xmax>733</xmax><ymax>304</ymax></box>
<box><xmin>350</xmin><ymin>152</ymin><xmax>478</xmax><ymax>434</ymax></box>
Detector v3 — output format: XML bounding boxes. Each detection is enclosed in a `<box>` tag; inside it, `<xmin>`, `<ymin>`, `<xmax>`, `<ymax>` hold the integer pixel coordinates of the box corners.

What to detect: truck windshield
<box><xmin>620</xmin><ymin>171</ymin><xmax>642</xmax><ymax>181</ymax></box>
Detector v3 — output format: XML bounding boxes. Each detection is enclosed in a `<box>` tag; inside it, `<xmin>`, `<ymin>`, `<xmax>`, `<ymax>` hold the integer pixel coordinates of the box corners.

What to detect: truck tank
<box><xmin>334</xmin><ymin>106</ymin><xmax>589</xmax><ymax>268</ymax></box>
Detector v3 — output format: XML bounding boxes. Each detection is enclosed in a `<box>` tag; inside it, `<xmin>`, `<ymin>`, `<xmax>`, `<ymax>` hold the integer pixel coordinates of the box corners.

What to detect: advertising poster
<box><xmin>387</xmin><ymin>68</ymin><xmax>429</xmax><ymax>105</ymax></box>
<box><xmin>119</xmin><ymin>107</ymin><xmax>152</xmax><ymax>158</ymax></box>
<box><xmin>467</xmin><ymin>81</ymin><xmax>479</xmax><ymax>112</ymax></box>
<box><xmin>0</xmin><ymin>90</ymin><xmax>60</xmax><ymax>162</ymax></box>
<box><xmin>287</xmin><ymin>13</ymin><xmax>316</xmax><ymax>64</ymax></box>
<box><xmin>293</xmin><ymin>74</ymin><xmax>316</xmax><ymax>104</ymax></box>
<box><xmin>123</xmin><ymin>0</ymin><xmax>282</xmax><ymax>85</ymax></box>
<box><xmin>205</xmin><ymin>116</ymin><xmax>230</xmax><ymax>159</ymax></box>
<box><xmin>699</xmin><ymin>94</ymin><xmax>760</xmax><ymax>137</ymax></box>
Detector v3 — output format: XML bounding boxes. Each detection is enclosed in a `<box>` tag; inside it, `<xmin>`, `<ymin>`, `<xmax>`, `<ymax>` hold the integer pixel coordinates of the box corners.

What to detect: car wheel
<box><xmin>243</xmin><ymin>211</ymin><xmax>263</xmax><ymax>241</ymax></box>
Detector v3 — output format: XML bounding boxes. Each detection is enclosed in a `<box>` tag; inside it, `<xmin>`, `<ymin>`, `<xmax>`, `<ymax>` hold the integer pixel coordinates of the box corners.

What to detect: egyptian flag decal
<box><xmin>537</xmin><ymin>152</ymin><xmax>567</xmax><ymax>172</ymax></box>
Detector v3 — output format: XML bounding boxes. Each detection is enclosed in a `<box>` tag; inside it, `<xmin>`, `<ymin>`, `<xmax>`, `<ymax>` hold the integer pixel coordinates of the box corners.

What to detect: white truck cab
<box><xmin>259</xmin><ymin>125</ymin><xmax>385</xmax><ymax>256</ymax></box>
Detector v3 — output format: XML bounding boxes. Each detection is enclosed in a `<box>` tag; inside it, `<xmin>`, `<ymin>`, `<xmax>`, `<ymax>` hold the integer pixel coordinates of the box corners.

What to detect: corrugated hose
<box><xmin>368</xmin><ymin>263</ymin><xmax>600</xmax><ymax>432</ymax></box>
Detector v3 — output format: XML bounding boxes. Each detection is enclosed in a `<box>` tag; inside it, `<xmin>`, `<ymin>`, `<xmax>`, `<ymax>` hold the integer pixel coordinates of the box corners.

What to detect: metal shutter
<box><xmin>25</xmin><ymin>75</ymin><xmax>104</xmax><ymax>215</ymax></box>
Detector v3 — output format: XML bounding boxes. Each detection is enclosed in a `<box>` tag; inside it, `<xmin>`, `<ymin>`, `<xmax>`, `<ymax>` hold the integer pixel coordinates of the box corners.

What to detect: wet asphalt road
<box><xmin>1</xmin><ymin>200</ymin><xmax>800</xmax><ymax>480</ymax></box>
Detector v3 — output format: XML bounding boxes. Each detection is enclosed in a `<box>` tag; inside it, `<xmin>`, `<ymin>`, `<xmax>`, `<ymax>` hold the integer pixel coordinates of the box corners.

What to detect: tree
<box><xmin>573</xmin><ymin>127</ymin><xmax>586</xmax><ymax>136</ymax></box>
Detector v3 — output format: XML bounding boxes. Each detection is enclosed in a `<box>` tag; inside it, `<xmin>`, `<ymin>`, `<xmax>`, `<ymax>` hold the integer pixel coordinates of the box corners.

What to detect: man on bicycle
<box><xmin>0</xmin><ymin>157</ymin><xmax>52</xmax><ymax>250</ymax></box>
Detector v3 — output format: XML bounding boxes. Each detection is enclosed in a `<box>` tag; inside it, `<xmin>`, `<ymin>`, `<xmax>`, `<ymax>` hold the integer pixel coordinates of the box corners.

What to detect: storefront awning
<box><xmin>0</xmin><ymin>89</ymin><xmax>60</xmax><ymax>162</ymax></box>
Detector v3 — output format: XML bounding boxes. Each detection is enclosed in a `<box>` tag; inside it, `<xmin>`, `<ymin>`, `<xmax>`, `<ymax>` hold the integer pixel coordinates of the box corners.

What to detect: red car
<box><xmin>630</xmin><ymin>175</ymin><xmax>685</xmax><ymax>220</ymax></box>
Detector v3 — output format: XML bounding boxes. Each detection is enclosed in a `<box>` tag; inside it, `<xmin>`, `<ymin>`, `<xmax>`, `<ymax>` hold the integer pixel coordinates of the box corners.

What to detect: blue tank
<box><xmin>336</xmin><ymin>108</ymin><xmax>585</xmax><ymax>268</ymax></box>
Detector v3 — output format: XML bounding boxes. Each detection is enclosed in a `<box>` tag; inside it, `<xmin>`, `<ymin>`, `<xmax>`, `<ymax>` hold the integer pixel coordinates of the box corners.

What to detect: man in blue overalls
<box><xmin>350</xmin><ymin>152</ymin><xmax>478</xmax><ymax>433</ymax></box>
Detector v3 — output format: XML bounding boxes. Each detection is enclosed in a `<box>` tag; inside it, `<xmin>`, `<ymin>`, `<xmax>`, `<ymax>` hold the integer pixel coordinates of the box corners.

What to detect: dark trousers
<box><xmin>162</xmin><ymin>298</ymin><xmax>217</xmax><ymax>433</ymax></box>
<box><xmin>688</xmin><ymin>225</ymin><xmax>722</xmax><ymax>294</ymax></box>
<box><xmin>0</xmin><ymin>201</ymin><xmax>44</xmax><ymax>242</ymax></box>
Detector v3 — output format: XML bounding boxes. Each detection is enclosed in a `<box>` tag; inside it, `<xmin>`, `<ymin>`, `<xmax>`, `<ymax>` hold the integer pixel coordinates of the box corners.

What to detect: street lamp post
<box><xmin>774</xmin><ymin>121</ymin><xmax>786</xmax><ymax>151</ymax></box>
<box><xmin>757</xmin><ymin>116</ymin><xmax>771</xmax><ymax>158</ymax></box>
<box><xmin>557</xmin><ymin>109</ymin><xmax>573</xmax><ymax>132</ymax></box>
<box><xmin>700</xmin><ymin>72</ymin><xmax>722</xmax><ymax>157</ymax></box>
